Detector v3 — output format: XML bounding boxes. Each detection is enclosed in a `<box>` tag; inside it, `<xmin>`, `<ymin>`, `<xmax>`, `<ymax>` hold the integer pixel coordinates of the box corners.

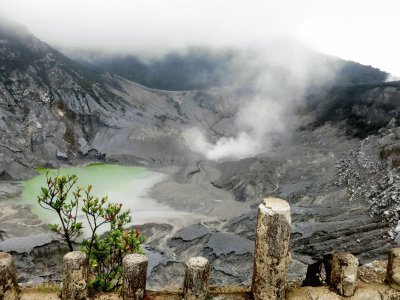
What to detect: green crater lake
<box><xmin>19</xmin><ymin>164</ymin><xmax>179</xmax><ymax>227</ymax></box>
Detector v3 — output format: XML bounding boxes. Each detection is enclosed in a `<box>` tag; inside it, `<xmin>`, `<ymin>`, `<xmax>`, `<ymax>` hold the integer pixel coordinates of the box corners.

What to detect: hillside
<box><xmin>1</xmin><ymin>20</ymin><xmax>400</xmax><ymax>288</ymax></box>
<box><xmin>70</xmin><ymin>47</ymin><xmax>388</xmax><ymax>92</ymax></box>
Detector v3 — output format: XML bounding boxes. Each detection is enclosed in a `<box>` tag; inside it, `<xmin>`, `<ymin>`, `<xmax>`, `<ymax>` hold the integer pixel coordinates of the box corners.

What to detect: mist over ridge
<box><xmin>3</xmin><ymin>0</ymin><xmax>400</xmax><ymax>76</ymax></box>
<box><xmin>64</xmin><ymin>39</ymin><xmax>388</xmax><ymax>160</ymax></box>
<box><xmin>0</xmin><ymin>16</ymin><xmax>389</xmax><ymax>161</ymax></box>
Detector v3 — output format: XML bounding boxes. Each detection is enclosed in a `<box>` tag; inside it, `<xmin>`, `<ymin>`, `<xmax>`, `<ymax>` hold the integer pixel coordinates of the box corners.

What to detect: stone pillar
<box><xmin>62</xmin><ymin>251</ymin><xmax>88</xmax><ymax>300</ymax></box>
<box><xmin>387</xmin><ymin>247</ymin><xmax>400</xmax><ymax>290</ymax></box>
<box><xmin>183</xmin><ymin>256</ymin><xmax>210</xmax><ymax>300</ymax></box>
<box><xmin>330</xmin><ymin>252</ymin><xmax>358</xmax><ymax>297</ymax></box>
<box><xmin>252</xmin><ymin>197</ymin><xmax>291</xmax><ymax>300</ymax></box>
<box><xmin>0</xmin><ymin>252</ymin><xmax>19</xmax><ymax>300</ymax></box>
<box><xmin>122</xmin><ymin>254</ymin><xmax>148</xmax><ymax>300</ymax></box>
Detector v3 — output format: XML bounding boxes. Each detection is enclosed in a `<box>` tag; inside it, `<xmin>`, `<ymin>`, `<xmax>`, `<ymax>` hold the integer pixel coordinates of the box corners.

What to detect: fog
<box><xmin>1</xmin><ymin>0</ymin><xmax>400</xmax><ymax>75</ymax></box>
<box><xmin>0</xmin><ymin>0</ymin><xmax>398</xmax><ymax>160</ymax></box>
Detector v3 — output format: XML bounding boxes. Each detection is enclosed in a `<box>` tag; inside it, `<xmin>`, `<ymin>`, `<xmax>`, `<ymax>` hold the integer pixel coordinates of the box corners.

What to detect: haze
<box><xmin>1</xmin><ymin>0</ymin><xmax>400</xmax><ymax>76</ymax></box>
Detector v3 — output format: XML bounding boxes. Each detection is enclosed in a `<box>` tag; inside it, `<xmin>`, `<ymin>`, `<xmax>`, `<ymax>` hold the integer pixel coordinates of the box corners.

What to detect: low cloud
<box><xmin>1</xmin><ymin>0</ymin><xmax>399</xmax><ymax>76</ymax></box>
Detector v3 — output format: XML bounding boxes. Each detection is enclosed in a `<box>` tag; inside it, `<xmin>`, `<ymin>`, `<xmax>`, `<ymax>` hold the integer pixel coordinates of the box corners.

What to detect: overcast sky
<box><xmin>2</xmin><ymin>0</ymin><xmax>399</xmax><ymax>76</ymax></box>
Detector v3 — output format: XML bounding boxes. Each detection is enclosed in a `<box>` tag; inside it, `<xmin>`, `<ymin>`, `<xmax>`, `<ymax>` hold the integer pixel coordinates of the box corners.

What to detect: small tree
<box><xmin>80</xmin><ymin>186</ymin><xmax>144</xmax><ymax>291</ymax></box>
<box><xmin>37</xmin><ymin>173</ymin><xmax>82</xmax><ymax>251</ymax></box>
<box><xmin>37</xmin><ymin>172</ymin><xmax>145</xmax><ymax>291</ymax></box>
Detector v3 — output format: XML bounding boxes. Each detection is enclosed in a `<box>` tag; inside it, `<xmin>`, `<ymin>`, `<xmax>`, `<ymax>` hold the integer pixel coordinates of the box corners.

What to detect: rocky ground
<box><xmin>140</xmin><ymin>120</ymin><xmax>400</xmax><ymax>288</ymax></box>
<box><xmin>3</xmin><ymin>119</ymin><xmax>399</xmax><ymax>288</ymax></box>
<box><xmin>1</xmin><ymin>20</ymin><xmax>400</xmax><ymax>289</ymax></box>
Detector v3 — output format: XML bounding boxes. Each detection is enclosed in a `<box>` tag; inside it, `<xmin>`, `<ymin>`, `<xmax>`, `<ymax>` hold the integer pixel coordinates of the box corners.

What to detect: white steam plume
<box><xmin>183</xmin><ymin>40</ymin><xmax>338</xmax><ymax>161</ymax></box>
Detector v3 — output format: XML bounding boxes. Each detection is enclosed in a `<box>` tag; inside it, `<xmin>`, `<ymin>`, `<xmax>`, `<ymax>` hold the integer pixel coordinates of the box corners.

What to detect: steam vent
<box><xmin>1</xmin><ymin>2</ymin><xmax>400</xmax><ymax>299</ymax></box>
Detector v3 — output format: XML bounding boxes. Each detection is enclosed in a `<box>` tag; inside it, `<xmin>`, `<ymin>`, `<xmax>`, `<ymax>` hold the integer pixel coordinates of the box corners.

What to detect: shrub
<box><xmin>37</xmin><ymin>174</ymin><xmax>82</xmax><ymax>251</ymax></box>
<box><xmin>37</xmin><ymin>172</ymin><xmax>145</xmax><ymax>291</ymax></box>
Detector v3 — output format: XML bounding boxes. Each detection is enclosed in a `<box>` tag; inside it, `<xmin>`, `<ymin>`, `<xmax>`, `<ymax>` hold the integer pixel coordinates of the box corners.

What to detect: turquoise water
<box><xmin>18</xmin><ymin>164</ymin><xmax>175</xmax><ymax>226</ymax></box>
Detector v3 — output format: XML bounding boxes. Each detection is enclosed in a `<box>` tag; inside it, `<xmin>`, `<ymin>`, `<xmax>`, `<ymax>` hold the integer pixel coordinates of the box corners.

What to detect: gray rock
<box><xmin>56</xmin><ymin>150</ymin><xmax>68</xmax><ymax>161</ymax></box>
<box><xmin>0</xmin><ymin>170</ymin><xmax>14</xmax><ymax>181</ymax></box>
<box><xmin>0</xmin><ymin>233</ymin><xmax>54</xmax><ymax>253</ymax></box>
<box><xmin>205</xmin><ymin>232</ymin><xmax>253</xmax><ymax>256</ymax></box>
<box><xmin>174</xmin><ymin>224</ymin><xmax>210</xmax><ymax>242</ymax></box>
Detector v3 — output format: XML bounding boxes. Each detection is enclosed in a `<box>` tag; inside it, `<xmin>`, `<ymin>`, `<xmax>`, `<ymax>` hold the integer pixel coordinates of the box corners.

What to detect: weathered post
<box><xmin>183</xmin><ymin>256</ymin><xmax>210</xmax><ymax>300</ymax></box>
<box><xmin>0</xmin><ymin>252</ymin><xmax>19</xmax><ymax>300</ymax></box>
<box><xmin>252</xmin><ymin>197</ymin><xmax>291</xmax><ymax>300</ymax></box>
<box><xmin>122</xmin><ymin>254</ymin><xmax>148</xmax><ymax>300</ymax></box>
<box><xmin>387</xmin><ymin>247</ymin><xmax>400</xmax><ymax>290</ymax></box>
<box><xmin>330</xmin><ymin>252</ymin><xmax>358</xmax><ymax>297</ymax></box>
<box><xmin>62</xmin><ymin>251</ymin><xmax>88</xmax><ymax>300</ymax></box>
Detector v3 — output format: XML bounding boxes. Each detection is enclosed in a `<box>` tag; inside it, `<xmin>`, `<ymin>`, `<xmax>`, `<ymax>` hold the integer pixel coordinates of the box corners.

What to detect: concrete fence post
<box><xmin>62</xmin><ymin>251</ymin><xmax>88</xmax><ymax>300</ymax></box>
<box><xmin>0</xmin><ymin>252</ymin><xmax>19</xmax><ymax>300</ymax></box>
<box><xmin>183</xmin><ymin>256</ymin><xmax>210</xmax><ymax>300</ymax></box>
<box><xmin>387</xmin><ymin>247</ymin><xmax>400</xmax><ymax>290</ymax></box>
<box><xmin>252</xmin><ymin>197</ymin><xmax>291</xmax><ymax>300</ymax></box>
<box><xmin>330</xmin><ymin>252</ymin><xmax>358</xmax><ymax>297</ymax></box>
<box><xmin>122</xmin><ymin>254</ymin><xmax>148</xmax><ymax>300</ymax></box>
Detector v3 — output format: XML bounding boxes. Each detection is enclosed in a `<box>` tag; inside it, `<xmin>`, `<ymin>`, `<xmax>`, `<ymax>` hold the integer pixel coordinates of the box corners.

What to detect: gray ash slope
<box><xmin>1</xmin><ymin>20</ymin><xmax>400</xmax><ymax>287</ymax></box>
<box><xmin>0</xmin><ymin>21</ymin><xmax>253</xmax><ymax>174</ymax></box>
